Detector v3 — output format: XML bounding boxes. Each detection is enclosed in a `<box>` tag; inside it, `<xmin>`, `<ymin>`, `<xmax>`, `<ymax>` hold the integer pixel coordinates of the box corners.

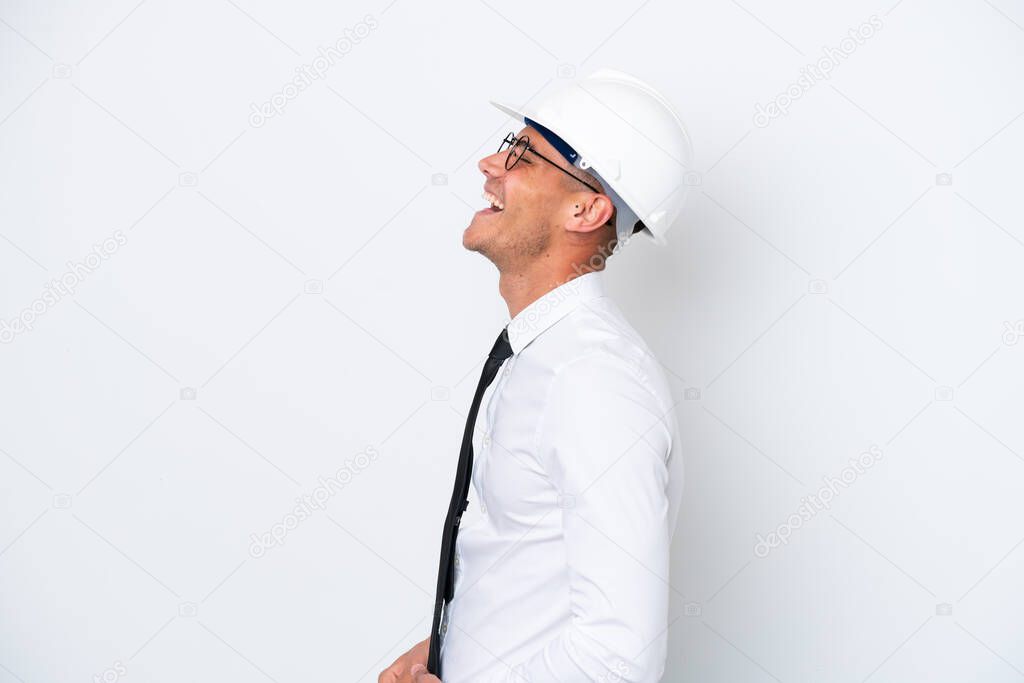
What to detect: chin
<box><xmin>462</xmin><ymin>217</ymin><xmax>490</xmax><ymax>252</ymax></box>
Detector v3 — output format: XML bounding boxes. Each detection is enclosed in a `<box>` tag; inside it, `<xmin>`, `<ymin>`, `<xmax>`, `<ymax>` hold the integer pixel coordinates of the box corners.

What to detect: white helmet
<box><xmin>490</xmin><ymin>67</ymin><xmax>695</xmax><ymax>247</ymax></box>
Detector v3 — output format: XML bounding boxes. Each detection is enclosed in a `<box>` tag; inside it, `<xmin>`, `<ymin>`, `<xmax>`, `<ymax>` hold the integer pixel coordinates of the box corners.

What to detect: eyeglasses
<box><xmin>497</xmin><ymin>132</ymin><xmax>604</xmax><ymax>195</ymax></box>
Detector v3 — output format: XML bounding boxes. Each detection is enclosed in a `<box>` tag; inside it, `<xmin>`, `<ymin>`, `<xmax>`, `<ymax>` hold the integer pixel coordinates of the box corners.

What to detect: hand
<box><xmin>378</xmin><ymin>636</ymin><xmax>430</xmax><ymax>683</ymax></box>
<box><xmin>410</xmin><ymin>663</ymin><xmax>441</xmax><ymax>682</ymax></box>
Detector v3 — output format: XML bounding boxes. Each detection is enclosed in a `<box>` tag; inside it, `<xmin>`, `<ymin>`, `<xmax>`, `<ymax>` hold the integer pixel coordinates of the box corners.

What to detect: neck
<box><xmin>499</xmin><ymin>260</ymin><xmax>602</xmax><ymax>319</ymax></box>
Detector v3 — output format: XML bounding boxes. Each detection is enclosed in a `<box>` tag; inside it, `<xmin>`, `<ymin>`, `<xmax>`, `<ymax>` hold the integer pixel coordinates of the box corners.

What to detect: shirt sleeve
<box><xmin>475</xmin><ymin>349</ymin><xmax>675</xmax><ymax>683</ymax></box>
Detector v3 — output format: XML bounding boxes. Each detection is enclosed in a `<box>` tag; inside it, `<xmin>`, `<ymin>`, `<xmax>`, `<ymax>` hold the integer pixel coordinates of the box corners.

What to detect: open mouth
<box><xmin>480</xmin><ymin>190</ymin><xmax>504</xmax><ymax>213</ymax></box>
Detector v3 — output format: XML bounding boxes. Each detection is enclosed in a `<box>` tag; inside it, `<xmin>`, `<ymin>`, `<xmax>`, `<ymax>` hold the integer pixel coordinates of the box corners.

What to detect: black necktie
<box><xmin>427</xmin><ymin>326</ymin><xmax>514</xmax><ymax>677</ymax></box>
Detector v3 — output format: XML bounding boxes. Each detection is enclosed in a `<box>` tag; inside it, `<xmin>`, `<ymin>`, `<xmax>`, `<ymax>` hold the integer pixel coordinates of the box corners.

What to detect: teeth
<box><xmin>481</xmin><ymin>191</ymin><xmax>504</xmax><ymax>211</ymax></box>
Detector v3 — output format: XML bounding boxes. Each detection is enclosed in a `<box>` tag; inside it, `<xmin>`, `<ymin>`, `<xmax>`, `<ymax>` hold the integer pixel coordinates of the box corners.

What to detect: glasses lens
<box><xmin>506</xmin><ymin>136</ymin><xmax>529</xmax><ymax>170</ymax></box>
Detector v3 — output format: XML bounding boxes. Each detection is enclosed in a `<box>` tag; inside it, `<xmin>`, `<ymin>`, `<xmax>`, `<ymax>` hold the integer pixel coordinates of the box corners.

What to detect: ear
<box><xmin>565</xmin><ymin>194</ymin><xmax>615</xmax><ymax>236</ymax></box>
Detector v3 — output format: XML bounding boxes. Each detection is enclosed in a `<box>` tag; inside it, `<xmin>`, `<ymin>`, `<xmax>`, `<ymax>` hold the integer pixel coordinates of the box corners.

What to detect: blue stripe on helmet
<box><xmin>524</xmin><ymin>116</ymin><xmax>580</xmax><ymax>167</ymax></box>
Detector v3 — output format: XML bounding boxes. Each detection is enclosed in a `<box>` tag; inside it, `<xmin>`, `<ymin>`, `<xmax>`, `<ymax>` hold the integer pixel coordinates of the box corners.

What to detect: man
<box><xmin>380</xmin><ymin>68</ymin><xmax>693</xmax><ymax>683</ymax></box>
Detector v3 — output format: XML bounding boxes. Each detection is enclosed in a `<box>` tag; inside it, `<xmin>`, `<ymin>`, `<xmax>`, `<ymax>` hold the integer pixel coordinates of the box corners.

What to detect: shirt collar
<box><xmin>505</xmin><ymin>270</ymin><xmax>606</xmax><ymax>356</ymax></box>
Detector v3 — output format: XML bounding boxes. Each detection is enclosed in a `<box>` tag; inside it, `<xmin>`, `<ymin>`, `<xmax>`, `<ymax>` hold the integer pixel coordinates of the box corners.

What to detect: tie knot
<box><xmin>488</xmin><ymin>326</ymin><xmax>513</xmax><ymax>361</ymax></box>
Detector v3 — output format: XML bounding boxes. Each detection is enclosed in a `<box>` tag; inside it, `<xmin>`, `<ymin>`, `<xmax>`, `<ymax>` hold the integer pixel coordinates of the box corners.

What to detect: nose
<box><xmin>478</xmin><ymin>149</ymin><xmax>506</xmax><ymax>178</ymax></box>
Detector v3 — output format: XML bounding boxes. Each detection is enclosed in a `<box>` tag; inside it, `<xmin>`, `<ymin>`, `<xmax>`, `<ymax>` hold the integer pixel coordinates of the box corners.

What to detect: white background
<box><xmin>2</xmin><ymin>0</ymin><xmax>1023</xmax><ymax>681</ymax></box>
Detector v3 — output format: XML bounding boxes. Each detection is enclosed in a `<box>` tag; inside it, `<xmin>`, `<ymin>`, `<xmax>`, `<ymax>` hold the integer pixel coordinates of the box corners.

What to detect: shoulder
<box><xmin>534</xmin><ymin>299</ymin><xmax>675</xmax><ymax>433</ymax></box>
<box><xmin>558</xmin><ymin>298</ymin><xmax>670</xmax><ymax>394</ymax></box>
<box><xmin>530</xmin><ymin>319</ymin><xmax>677</xmax><ymax>477</ymax></box>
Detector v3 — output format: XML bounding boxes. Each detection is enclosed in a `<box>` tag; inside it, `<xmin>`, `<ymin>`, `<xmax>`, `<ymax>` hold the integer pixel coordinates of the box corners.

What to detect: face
<box><xmin>463</xmin><ymin>126</ymin><xmax>599</xmax><ymax>269</ymax></box>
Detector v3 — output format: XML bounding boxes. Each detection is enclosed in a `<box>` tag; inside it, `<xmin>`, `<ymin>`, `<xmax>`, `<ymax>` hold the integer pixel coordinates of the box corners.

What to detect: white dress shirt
<box><xmin>439</xmin><ymin>269</ymin><xmax>685</xmax><ymax>683</ymax></box>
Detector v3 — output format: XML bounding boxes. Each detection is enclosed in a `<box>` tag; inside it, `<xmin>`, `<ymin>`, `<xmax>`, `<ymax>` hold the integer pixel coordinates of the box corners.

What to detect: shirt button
<box><xmin>480</xmin><ymin>502</ymin><xmax>487</xmax><ymax>515</ymax></box>
<box><xmin>482</xmin><ymin>435</ymin><xmax>491</xmax><ymax>448</ymax></box>
<box><xmin>454</xmin><ymin>555</ymin><xmax>461</xmax><ymax>568</ymax></box>
<box><xmin>441</xmin><ymin>622</ymin><xmax>448</xmax><ymax>636</ymax></box>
